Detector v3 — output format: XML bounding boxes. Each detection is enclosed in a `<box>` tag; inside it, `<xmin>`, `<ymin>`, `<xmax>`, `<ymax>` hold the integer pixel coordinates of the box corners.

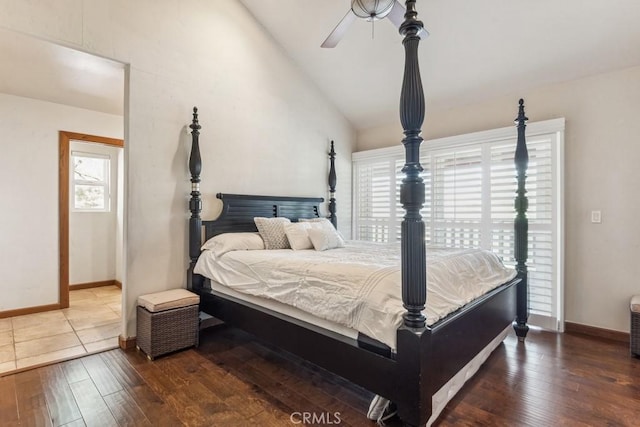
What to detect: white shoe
<box><xmin>367</xmin><ymin>395</ymin><xmax>397</xmax><ymax>425</ymax></box>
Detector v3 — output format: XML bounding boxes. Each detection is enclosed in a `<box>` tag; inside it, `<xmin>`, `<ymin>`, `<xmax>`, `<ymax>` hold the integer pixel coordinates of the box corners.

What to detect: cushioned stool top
<box><xmin>631</xmin><ymin>295</ymin><xmax>640</xmax><ymax>313</ymax></box>
<box><xmin>137</xmin><ymin>289</ymin><xmax>200</xmax><ymax>313</ymax></box>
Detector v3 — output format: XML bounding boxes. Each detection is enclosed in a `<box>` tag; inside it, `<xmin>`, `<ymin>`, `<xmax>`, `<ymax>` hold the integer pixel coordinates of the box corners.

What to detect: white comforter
<box><xmin>194</xmin><ymin>241</ymin><xmax>516</xmax><ymax>350</ymax></box>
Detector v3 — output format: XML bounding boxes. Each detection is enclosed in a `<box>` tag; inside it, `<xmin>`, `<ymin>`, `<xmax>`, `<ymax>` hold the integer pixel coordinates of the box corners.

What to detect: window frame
<box><xmin>70</xmin><ymin>151</ymin><xmax>111</xmax><ymax>213</ymax></box>
<box><xmin>352</xmin><ymin>118</ymin><xmax>565</xmax><ymax>331</ymax></box>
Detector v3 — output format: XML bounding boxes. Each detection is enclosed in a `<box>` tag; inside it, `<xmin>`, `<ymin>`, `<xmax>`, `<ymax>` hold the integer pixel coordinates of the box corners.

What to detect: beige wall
<box><xmin>0</xmin><ymin>93</ymin><xmax>123</xmax><ymax>311</ymax></box>
<box><xmin>0</xmin><ymin>0</ymin><xmax>355</xmax><ymax>336</ymax></box>
<box><xmin>358</xmin><ymin>65</ymin><xmax>640</xmax><ymax>333</ymax></box>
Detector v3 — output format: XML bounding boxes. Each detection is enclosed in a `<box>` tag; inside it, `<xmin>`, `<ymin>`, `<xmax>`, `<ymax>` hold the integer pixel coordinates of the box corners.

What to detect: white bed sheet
<box><xmin>194</xmin><ymin>240</ymin><xmax>516</xmax><ymax>350</ymax></box>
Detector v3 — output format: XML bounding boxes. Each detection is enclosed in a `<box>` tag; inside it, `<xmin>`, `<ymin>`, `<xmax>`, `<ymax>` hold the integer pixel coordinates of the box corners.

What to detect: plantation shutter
<box><xmin>354</xmin><ymin>160</ymin><xmax>394</xmax><ymax>242</ymax></box>
<box><xmin>352</xmin><ymin>119</ymin><xmax>564</xmax><ymax>331</ymax></box>
<box><xmin>431</xmin><ymin>148</ymin><xmax>483</xmax><ymax>248</ymax></box>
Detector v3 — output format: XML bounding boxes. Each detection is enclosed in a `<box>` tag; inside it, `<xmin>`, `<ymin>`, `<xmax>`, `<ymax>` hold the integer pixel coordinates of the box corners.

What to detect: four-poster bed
<box><xmin>185</xmin><ymin>2</ymin><xmax>530</xmax><ymax>425</ymax></box>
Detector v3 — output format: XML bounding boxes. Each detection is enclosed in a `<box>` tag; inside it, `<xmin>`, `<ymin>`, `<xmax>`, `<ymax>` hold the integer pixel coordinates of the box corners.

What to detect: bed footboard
<box><xmin>395</xmin><ymin>279</ymin><xmax>518</xmax><ymax>427</ymax></box>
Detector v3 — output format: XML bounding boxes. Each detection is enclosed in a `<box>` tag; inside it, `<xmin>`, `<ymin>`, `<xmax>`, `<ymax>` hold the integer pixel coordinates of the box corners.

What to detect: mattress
<box><xmin>194</xmin><ymin>240</ymin><xmax>516</xmax><ymax>350</ymax></box>
<box><xmin>207</xmin><ymin>279</ymin><xmax>359</xmax><ymax>340</ymax></box>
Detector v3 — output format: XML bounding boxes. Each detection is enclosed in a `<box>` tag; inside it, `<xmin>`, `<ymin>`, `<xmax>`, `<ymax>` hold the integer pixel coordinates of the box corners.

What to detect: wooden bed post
<box><xmin>187</xmin><ymin>107</ymin><xmax>203</xmax><ymax>291</ymax></box>
<box><xmin>398</xmin><ymin>0</ymin><xmax>427</xmax><ymax>329</ymax></box>
<box><xmin>328</xmin><ymin>141</ymin><xmax>337</xmax><ymax>228</ymax></box>
<box><xmin>513</xmin><ymin>99</ymin><xmax>530</xmax><ymax>341</ymax></box>
<box><xmin>394</xmin><ymin>7</ymin><xmax>431</xmax><ymax>422</ymax></box>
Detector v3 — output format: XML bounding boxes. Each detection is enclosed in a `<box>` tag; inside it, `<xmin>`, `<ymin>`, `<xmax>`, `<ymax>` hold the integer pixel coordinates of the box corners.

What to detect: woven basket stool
<box><xmin>136</xmin><ymin>289</ymin><xmax>200</xmax><ymax>360</ymax></box>
<box><xmin>632</xmin><ymin>295</ymin><xmax>640</xmax><ymax>357</ymax></box>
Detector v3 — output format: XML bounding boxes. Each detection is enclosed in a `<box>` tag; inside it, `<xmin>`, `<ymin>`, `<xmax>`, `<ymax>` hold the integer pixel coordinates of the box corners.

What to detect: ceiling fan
<box><xmin>321</xmin><ymin>0</ymin><xmax>429</xmax><ymax>48</ymax></box>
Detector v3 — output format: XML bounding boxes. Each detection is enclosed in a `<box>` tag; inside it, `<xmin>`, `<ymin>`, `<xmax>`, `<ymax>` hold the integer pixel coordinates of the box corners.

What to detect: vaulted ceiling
<box><xmin>0</xmin><ymin>29</ymin><xmax>124</xmax><ymax>116</ymax></box>
<box><xmin>2</xmin><ymin>1</ymin><xmax>640</xmax><ymax>131</ymax></box>
<box><xmin>240</xmin><ymin>0</ymin><xmax>640</xmax><ymax>130</ymax></box>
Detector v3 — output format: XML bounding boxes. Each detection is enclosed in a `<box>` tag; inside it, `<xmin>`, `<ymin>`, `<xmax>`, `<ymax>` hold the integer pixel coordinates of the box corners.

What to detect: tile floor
<box><xmin>0</xmin><ymin>285</ymin><xmax>121</xmax><ymax>375</ymax></box>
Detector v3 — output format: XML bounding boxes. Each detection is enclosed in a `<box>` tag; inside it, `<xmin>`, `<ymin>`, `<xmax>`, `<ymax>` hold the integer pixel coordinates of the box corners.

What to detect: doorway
<box><xmin>0</xmin><ymin>28</ymin><xmax>127</xmax><ymax>319</ymax></box>
<box><xmin>59</xmin><ymin>131</ymin><xmax>124</xmax><ymax>307</ymax></box>
<box><xmin>0</xmin><ymin>29</ymin><xmax>128</xmax><ymax>372</ymax></box>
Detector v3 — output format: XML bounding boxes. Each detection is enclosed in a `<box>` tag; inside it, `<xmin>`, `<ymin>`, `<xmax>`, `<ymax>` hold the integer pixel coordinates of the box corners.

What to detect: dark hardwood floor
<box><xmin>1</xmin><ymin>326</ymin><xmax>638</xmax><ymax>426</ymax></box>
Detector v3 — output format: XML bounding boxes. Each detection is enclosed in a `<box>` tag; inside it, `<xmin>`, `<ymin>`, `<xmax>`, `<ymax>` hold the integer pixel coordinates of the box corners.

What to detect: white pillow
<box><xmin>307</xmin><ymin>221</ymin><xmax>345</xmax><ymax>251</ymax></box>
<box><xmin>254</xmin><ymin>217</ymin><xmax>292</xmax><ymax>249</ymax></box>
<box><xmin>300</xmin><ymin>217</ymin><xmax>346</xmax><ymax>239</ymax></box>
<box><xmin>284</xmin><ymin>222</ymin><xmax>314</xmax><ymax>250</ymax></box>
<box><xmin>299</xmin><ymin>217</ymin><xmax>329</xmax><ymax>223</ymax></box>
<box><xmin>201</xmin><ymin>232</ymin><xmax>264</xmax><ymax>257</ymax></box>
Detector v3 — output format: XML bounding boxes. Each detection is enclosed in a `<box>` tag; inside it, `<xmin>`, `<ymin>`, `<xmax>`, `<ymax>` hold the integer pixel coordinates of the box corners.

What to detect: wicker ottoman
<box><xmin>632</xmin><ymin>295</ymin><xmax>640</xmax><ymax>357</ymax></box>
<box><xmin>136</xmin><ymin>289</ymin><xmax>200</xmax><ymax>360</ymax></box>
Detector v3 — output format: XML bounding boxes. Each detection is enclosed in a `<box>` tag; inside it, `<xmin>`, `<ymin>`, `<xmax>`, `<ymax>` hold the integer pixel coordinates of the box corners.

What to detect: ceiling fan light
<box><xmin>351</xmin><ymin>0</ymin><xmax>396</xmax><ymax>20</ymax></box>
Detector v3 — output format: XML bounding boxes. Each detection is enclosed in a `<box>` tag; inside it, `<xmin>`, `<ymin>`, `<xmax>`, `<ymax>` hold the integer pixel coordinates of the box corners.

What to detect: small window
<box><xmin>72</xmin><ymin>152</ymin><xmax>110</xmax><ymax>212</ymax></box>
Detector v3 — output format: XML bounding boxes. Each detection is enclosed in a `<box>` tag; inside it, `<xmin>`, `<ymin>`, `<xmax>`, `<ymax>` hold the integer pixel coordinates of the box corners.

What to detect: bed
<box><xmin>185</xmin><ymin>2</ymin><xmax>530</xmax><ymax>426</ymax></box>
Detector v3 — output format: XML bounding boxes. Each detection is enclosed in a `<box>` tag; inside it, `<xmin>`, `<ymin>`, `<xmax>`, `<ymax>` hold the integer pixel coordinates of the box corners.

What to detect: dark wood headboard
<box><xmin>202</xmin><ymin>193</ymin><xmax>323</xmax><ymax>242</ymax></box>
<box><xmin>186</xmin><ymin>108</ymin><xmax>334</xmax><ymax>290</ymax></box>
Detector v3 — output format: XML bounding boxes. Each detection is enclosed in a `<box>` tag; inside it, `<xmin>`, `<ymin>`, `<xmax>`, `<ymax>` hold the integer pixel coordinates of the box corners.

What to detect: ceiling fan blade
<box><xmin>387</xmin><ymin>0</ymin><xmax>430</xmax><ymax>39</ymax></box>
<box><xmin>321</xmin><ymin>9</ymin><xmax>357</xmax><ymax>48</ymax></box>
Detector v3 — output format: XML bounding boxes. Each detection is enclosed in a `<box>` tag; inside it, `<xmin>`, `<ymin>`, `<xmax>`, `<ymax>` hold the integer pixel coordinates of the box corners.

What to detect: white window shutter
<box><xmin>432</xmin><ymin>148</ymin><xmax>483</xmax><ymax>248</ymax></box>
<box><xmin>353</xmin><ymin>119</ymin><xmax>564</xmax><ymax>331</ymax></box>
<box><xmin>354</xmin><ymin>160</ymin><xmax>393</xmax><ymax>242</ymax></box>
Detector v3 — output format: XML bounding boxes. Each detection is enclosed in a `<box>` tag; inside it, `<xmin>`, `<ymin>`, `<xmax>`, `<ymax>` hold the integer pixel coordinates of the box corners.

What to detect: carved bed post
<box><xmin>398</xmin><ymin>0</ymin><xmax>426</xmax><ymax>329</ymax></box>
<box><xmin>328</xmin><ymin>141</ymin><xmax>337</xmax><ymax>228</ymax></box>
<box><xmin>513</xmin><ymin>99</ymin><xmax>530</xmax><ymax>341</ymax></box>
<box><xmin>187</xmin><ymin>107</ymin><xmax>202</xmax><ymax>291</ymax></box>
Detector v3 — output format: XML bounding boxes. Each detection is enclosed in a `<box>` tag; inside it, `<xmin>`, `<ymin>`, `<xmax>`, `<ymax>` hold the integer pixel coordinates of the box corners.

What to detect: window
<box><xmin>353</xmin><ymin>119</ymin><xmax>564</xmax><ymax>331</ymax></box>
<box><xmin>72</xmin><ymin>151</ymin><xmax>111</xmax><ymax>212</ymax></box>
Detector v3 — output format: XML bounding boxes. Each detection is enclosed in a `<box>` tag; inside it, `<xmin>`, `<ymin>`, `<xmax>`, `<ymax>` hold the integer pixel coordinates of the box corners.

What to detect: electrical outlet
<box><xmin>591</xmin><ymin>210</ymin><xmax>602</xmax><ymax>223</ymax></box>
